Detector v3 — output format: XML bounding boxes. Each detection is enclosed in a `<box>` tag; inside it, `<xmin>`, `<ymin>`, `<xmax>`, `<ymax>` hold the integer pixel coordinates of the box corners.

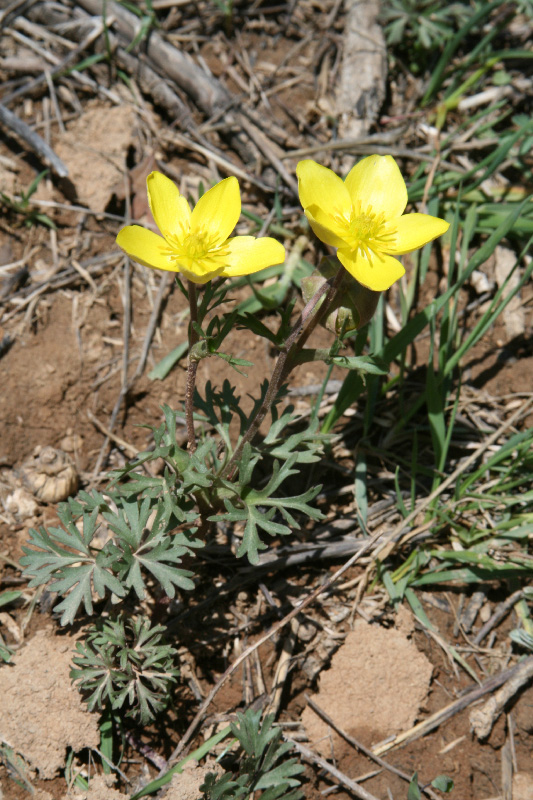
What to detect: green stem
<box><xmin>290</xmin><ymin>348</ymin><xmax>332</xmax><ymax>365</ymax></box>
<box><xmin>185</xmin><ymin>281</ymin><xmax>199</xmax><ymax>453</ymax></box>
<box><xmin>221</xmin><ymin>268</ymin><xmax>344</xmax><ymax>480</ymax></box>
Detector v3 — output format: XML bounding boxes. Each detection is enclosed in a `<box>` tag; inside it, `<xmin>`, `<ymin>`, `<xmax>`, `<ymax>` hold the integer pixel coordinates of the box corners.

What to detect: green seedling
<box><xmin>1</xmin><ymin>169</ymin><xmax>55</xmax><ymax>229</ymax></box>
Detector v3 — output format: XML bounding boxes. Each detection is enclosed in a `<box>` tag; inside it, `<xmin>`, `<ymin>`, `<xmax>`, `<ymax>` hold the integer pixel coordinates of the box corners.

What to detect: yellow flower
<box><xmin>296</xmin><ymin>156</ymin><xmax>449</xmax><ymax>292</ymax></box>
<box><xmin>116</xmin><ymin>172</ymin><xmax>285</xmax><ymax>284</ymax></box>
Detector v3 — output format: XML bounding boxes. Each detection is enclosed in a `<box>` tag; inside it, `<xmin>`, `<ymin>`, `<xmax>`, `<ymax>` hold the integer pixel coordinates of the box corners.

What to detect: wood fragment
<box><xmin>470</xmin><ymin>656</ymin><xmax>533</xmax><ymax>741</ymax></box>
<box><xmin>71</xmin><ymin>259</ymin><xmax>98</xmax><ymax>293</ymax></box>
<box><xmin>0</xmin><ymin>0</ymin><xmax>38</xmax><ymax>27</ymax></box>
<box><xmin>501</xmin><ymin>737</ymin><xmax>513</xmax><ymax>800</ymax></box>
<box><xmin>111</xmin><ymin>44</ymin><xmax>195</xmax><ymax>129</ymax></box>
<box><xmin>336</xmin><ymin>0</ymin><xmax>387</xmax><ymax>139</ymax></box>
<box><xmin>0</xmin><ymin>253</ymin><xmax>121</xmax><ymax>322</ymax></box>
<box><xmin>7</xmin><ymin>20</ymin><xmax>120</xmax><ymax>104</ymax></box>
<box><xmin>264</xmin><ymin>619</ymin><xmax>297</xmax><ymax>718</ymax></box>
<box><xmin>461</xmin><ymin>590</ymin><xmax>486</xmax><ymax>633</ymax></box>
<box><xmin>163</xmin><ymin>131</ymin><xmax>272</xmax><ymax>193</ymax></box>
<box><xmin>237</xmin><ymin>114</ymin><xmax>298</xmax><ymax>194</ymax></box>
<box><xmin>27</xmin><ymin>3</ymin><xmax>197</xmax><ymax>130</ymax></box>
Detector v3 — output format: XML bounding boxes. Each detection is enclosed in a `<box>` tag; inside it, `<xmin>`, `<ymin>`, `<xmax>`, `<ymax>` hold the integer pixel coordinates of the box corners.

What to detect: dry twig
<box><xmin>287</xmin><ymin>738</ymin><xmax>381</xmax><ymax>800</ymax></box>
<box><xmin>470</xmin><ymin>656</ymin><xmax>533</xmax><ymax>741</ymax></box>
<box><xmin>0</xmin><ymin>102</ymin><xmax>68</xmax><ymax>176</ymax></box>
<box><xmin>305</xmin><ymin>694</ymin><xmax>442</xmax><ymax>800</ymax></box>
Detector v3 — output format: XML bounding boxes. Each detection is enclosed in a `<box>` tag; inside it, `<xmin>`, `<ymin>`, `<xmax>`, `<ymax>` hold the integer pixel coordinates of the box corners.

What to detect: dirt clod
<box><xmin>513</xmin><ymin>773</ymin><xmax>533</xmax><ymax>800</ymax></box>
<box><xmin>302</xmin><ymin>619</ymin><xmax>433</xmax><ymax>754</ymax></box>
<box><xmin>62</xmin><ymin>774</ymin><xmax>128</xmax><ymax>800</ymax></box>
<box><xmin>0</xmin><ymin>630</ymin><xmax>99</xmax><ymax>779</ymax></box>
<box><xmin>54</xmin><ymin>103</ymin><xmax>137</xmax><ymax>213</ymax></box>
<box><xmin>162</xmin><ymin>759</ymin><xmax>223</xmax><ymax>800</ymax></box>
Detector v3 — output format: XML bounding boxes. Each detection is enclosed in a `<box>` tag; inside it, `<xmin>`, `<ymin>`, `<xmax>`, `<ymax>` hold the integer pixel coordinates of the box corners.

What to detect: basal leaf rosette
<box><xmin>297</xmin><ymin>156</ymin><xmax>449</xmax><ymax>291</ymax></box>
<box><xmin>116</xmin><ymin>172</ymin><xmax>285</xmax><ymax>284</ymax></box>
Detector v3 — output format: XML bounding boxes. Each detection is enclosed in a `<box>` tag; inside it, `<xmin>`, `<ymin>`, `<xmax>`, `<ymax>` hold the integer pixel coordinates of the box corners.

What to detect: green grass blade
<box><xmin>422</xmin><ymin>0</ymin><xmax>503</xmax><ymax>104</ymax></box>
<box><xmin>148</xmin><ymin>341</ymin><xmax>188</xmax><ymax>381</ymax></box>
<box><xmin>129</xmin><ymin>726</ymin><xmax>232</xmax><ymax>799</ymax></box>
<box><xmin>444</xmin><ymin>238</ymin><xmax>533</xmax><ymax>378</ymax></box>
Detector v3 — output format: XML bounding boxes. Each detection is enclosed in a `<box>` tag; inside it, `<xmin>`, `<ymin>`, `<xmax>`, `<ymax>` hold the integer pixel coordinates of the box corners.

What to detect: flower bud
<box><xmin>301</xmin><ymin>257</ymin><xmax>380</xmax><ymax>335</ymax></box>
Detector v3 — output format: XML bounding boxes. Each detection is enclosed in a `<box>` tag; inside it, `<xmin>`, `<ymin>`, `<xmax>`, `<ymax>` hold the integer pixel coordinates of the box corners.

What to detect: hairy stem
<box><xmin>185</xmin><ymin>281</ymin><xmax>199</xmax><ymax>452</ymax></box>
<box><xmin>221</xmin><ymin>268</ymin><xmax>344</xmax><ymax>479</ymax></box>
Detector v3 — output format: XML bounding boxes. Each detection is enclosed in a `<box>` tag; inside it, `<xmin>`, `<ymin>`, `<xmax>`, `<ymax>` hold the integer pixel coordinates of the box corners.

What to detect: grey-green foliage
<box><xmin>510</xmin><ymin>629</ymin><xmax>533</xmax><ymax>653</ymax></box>
<box><xmin>70</xmin><ymin>617</ymin><xmax>179</xmax><ymax>724</ymax></box>
<box><xmin>408</xmin><ymin>771</ymin><xmax>454</xmax><ymax>799</ymax></box>
<box><xmin>20</xmin><ymin>486</ymin><xmax>202</xmax><ymax>626</ymax></box>
<box><xmin>20</xmin><ymin>384</ymin><xmax>328</xmax><ymax>619</ymax></box>
<box><xmin>0</xmin><ymin>633</ymin><xmax>12</xmax><ymax>663</ymax></box>
<box><xmin>201</xmin><ymin>710</ymin><xmax>304</xmax><ymax>800</ymax></box>
<box><xmin>20</xmin><ymin>409</ymin><xmax>205</xmax><ymax>625</ymax></box>
<box><xmin>215</xmin><ymin>445</ymin><xmax>324</xmax><ymax>564</ymax></box>
<box><xmin>381</xmin><ymin>0</ymin><xmax>479</xmax><ymax>51</ymax></box>
<box><xmin>193</xmin><ymin>384</ymin><xmax>327</xmax><ymax>563</ymax></box>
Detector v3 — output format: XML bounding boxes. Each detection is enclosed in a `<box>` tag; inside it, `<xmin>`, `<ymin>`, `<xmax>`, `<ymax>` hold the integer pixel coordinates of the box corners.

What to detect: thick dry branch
<box><xmin>24</xmin><ymin>5</ymin><xmax>195</xmax><ymax>129</ymax></box>
<box><xmin>0</xmin><ymin>102</ymin><xmax>68</xmax><ymax>176</ymax></box>
<box><xmin>72</xmin><ymin>0</ymin><xmax>229</xmax><ymax>115</ymax></box>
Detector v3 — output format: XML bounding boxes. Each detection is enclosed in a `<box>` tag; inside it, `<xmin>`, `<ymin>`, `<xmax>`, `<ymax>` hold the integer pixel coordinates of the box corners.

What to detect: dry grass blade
<box><xmin>287</xmin><ymin>738</ymin><xmax>381</xmax><ymax>800</ymax></box>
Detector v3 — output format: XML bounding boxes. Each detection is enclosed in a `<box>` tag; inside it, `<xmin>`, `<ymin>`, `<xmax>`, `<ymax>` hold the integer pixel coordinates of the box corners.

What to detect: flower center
<box><xmin>337</xmin><ymin>203</ymin><xmax>395</xmax><ymax>264</ymax></box>
<box><xmin>163</xmin><ymin>229</ymin><xmax>230</xmax><ymax>276</ymax></box>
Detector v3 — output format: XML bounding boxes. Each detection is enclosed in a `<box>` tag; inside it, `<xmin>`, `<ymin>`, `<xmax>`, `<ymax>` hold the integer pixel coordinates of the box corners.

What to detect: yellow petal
<box><xmin>190</xmin><ymin>176</ymin><xmax>241</xmax><ymax>246</ymax></box>
<box><xmin>147</xmin><ymin>172</ymin><xmax>191</xmax><ymax>239</ymax></box>
<box><xmin>305</xmin><ymin>209</ymin><xmax>347</xmax><ymax>248</ymax></box>
<box><xmin>221</xmin><ymin>236</ymin><xmax>286</xmax><ymax>277</ymax></box>
<box><xmin>179</xmin><ymin>263</ymin><xmax>225</xmax><ymax>284</ymax></box>
<box><xmin>344</xmin><ymin>155</ymin><xmax>408</xmax><ymax>220</ymax></box>
<box><xmin>338</xmin><ymin>249</ymin><xmax>405</xmax><ymax>291</ymax></box>
<box><xmin>116</xmin><ymin>225</ymin><xmax>177</xmax><ymax>272</ymax></box>
<box><xmin>384</xmin><ymin>213</ymin><xmax>450</xmax><ymax>255</ymax></box>
<box><xmin>297</xmin><ymin>160</ymin><xmax>352</xmax><ymax>222</ymax></box>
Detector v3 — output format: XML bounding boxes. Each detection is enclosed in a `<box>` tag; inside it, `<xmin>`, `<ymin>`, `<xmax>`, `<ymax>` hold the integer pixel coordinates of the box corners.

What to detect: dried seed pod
<box><xmin>19</xmin><ymin>445</ymin><xmax>78</xmax><ymax>503</ymax></box>
<box><xmin>301</xmin><ymin>257</ymin><xmax>381</xmax><ymax>335</ymax></box>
